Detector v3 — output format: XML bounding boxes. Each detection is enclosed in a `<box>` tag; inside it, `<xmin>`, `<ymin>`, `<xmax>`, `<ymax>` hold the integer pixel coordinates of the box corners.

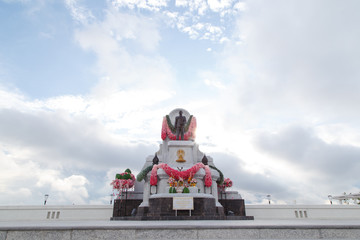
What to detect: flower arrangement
<box><xmin>167</xmin><ymin>176</ymin><xmax>176</xmax><ymax>187</ymax></box>
<box><xmin>177</xmin><ymin>177</ymin><xmax>184</xmax><ymax>186</ymax></box>
<box><xmin>189</xmin><ymin>178</ymin><xmax>197</xmax><ymax>187</ymax></box>
<box><xmin>168</xmin><ymin>177</ymin><xmax>195</xmax><ymax>194</ymax></box>
<box><xmin>110</xmin><ymin>168</ymin><xmax>136</xmax><ymax>196</ymax></box>
<box><xmin>223</xmin><ymin>178</ymin><xmax>233</xmax><ymax>188</ymax></box>
<box><xmin>218</xmin><ymin>177</ymin><xmax>233</xmax><ymax>190</ymax></box>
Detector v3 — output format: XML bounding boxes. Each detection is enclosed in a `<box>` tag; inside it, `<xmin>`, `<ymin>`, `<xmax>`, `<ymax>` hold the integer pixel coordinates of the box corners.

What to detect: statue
<box><xmin>175</xmin><ymin>111</ymin><xmax>186</xmax><ymax>140</ymax></box>
<box><xmin>161</xmin><ymin>108</ymin><xmax>197</xmax><ymax>141</ymax></box>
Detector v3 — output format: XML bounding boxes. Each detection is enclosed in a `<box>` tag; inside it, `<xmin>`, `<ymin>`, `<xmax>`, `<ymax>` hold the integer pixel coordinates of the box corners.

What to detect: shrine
<box><xmin>111</xmin><ymin>108</ymin><xmax>253</xmax><ymax>220</ymax></box>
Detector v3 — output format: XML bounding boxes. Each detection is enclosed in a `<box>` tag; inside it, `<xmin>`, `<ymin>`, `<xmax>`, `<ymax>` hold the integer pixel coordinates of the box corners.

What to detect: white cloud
<box><xmin>38</xmin><ymin>174</ymin><xmax>89</xmax><ymax>204</ymax></box>
<box><xmin>0</xmin><ymin>87</ymin><xmax>162</xmax><ymax>204</ymax></box>
<box><xmin>74</xmin><ymin>10</ymin><xmax>174</xmax><ymax>92</ymax></box>
<box><xmin>65</xmin><ymin>0</ymin><xmax>95</xmax><ymax>24</ymax></box>
<box><xmin>188</xmin><ymin>0</ymin><xmax>360</xmax><ymax>203</ymax></box>
<box><xmin>233</xmin><ymin>1</ymin><xmax>246</xmax><ymax>11</ymax></box>
<box><xmin>215</xmin><ymin>0</ymin><xmax>360</xmax><ymax>124</ymax></box>
<box><xmin>112</xmin><ymin>0</ymin><xmax>168</xmax><ymax>11</ymax></box>
<box><xmin>111</xmin><ymin>0</ymin><xmax>241</xmax><ymax>42</ymax></box>
<box><xmin>207</xmin><ymin>0</ymin><xmax>233</xmax><ymax>12</ymax></box>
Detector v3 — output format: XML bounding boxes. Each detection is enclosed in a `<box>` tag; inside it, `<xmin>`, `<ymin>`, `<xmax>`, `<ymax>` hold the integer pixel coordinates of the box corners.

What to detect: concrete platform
<box><xmin>1</xmin><ymin>219</ymin><xmax>360</xmax><ymax>239</ymax></box>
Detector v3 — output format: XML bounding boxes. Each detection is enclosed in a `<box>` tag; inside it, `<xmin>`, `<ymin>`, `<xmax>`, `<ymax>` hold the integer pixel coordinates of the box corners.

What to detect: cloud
<box><xmin>0</xmin><ymin>103</ymin><xmax>160</xmax><ymax>204</ymax></box>
<box><xmin>0</xmin><ymin>108</ymin><xmax>158</xmax><ymax>170</ymax></box>
<box><xmin>191</xmin><ymin>0</ymin><xmax>360</xmax><ymax>203</ymax></box>
<box><xmin>111</xmin><ymin>0</ymin><xmax>243</xmax><ymax>42</ymax></box>
<box><xmin>221</xmin><ymin>0</ymin><xmax>360</xmax><ymax>121</ymax></box>
<box><xmin>255</xmin><ymin>126</ymin><xmax>360</xmax><ymax>178</ymax></box>
<box><xmin>113</xmin><ymin>0</ymin><xmax>168</xmax><ymax>12</ymax></box>
<box><xmin>210</xmin><ymin>152</ymin><xmax>288</xmax><ymax>197</ymax></box>
<box><xmin>253</xmin><ymin>125</ymin><xmax>360</xmax><ymax>202</ymax></box>
<box><xmin>74</xmin><ymin>9</ymin><xmax>174</xmax><ymax>92</ymax></box>
<box><xmin>65</xmin><ymin>0</ymin><xmax>95</xmax><ymax>24</ymax></box>
<box><xmin>0</xmin><ymin>147</ymin><xmax>89</xmax><ymax>205</ymax></box>
<box><xmin>207</xmin><ymin>0</ymin><xmax>233</xmax><ymax>12</ymax></box>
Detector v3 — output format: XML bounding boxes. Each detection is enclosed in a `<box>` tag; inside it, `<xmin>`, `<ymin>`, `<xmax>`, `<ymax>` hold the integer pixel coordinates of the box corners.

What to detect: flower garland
<box><xmin>150</xmin><ymin>163</ymin><xmax>212</xmax><ymax>187</ymax></box>
<box><xmin>161</xmin><ymin>116</ymin><xmax>197</xmax><ymax>140</ymax></box>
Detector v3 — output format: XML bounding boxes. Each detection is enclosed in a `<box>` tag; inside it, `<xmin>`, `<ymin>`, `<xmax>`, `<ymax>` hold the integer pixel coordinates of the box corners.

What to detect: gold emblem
<box><xmin>176</xmin><ymin>149</ymin><xmax>186</xmax><ymax>162</ymax></box>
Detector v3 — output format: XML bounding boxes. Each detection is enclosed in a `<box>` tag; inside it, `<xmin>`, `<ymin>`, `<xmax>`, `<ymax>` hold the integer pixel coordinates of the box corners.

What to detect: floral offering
<box><xmin>223</xmin><ymin>178</ymin><xmax>233</xmax><ymax>188</ymax></box>
<box><xmin>189</xmin><ymin>178</ymin><xmax>197</xmax><ymax>187</ymax></box>
<box><xmin>167</xmin><ymin>177</ymin><xmax>176</xmax><ymax>187</ymax></box>
<box><xmin>110</xmin><ymin>168</ymin><xmax>136</xmax><ymax>192</ymax></box>
<box><xmin>218</xmin><ymin>177</ymin><xmax>233</xmax><ymax>191</ymax></box>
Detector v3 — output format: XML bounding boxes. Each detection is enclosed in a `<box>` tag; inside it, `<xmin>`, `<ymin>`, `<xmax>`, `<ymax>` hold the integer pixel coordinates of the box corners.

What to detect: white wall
<box><xmin>246</xmin><ymin>204</ymin><xmax>360</xmax><ymax>220</ymax></box>
<box><xmin>0</xmin><ymin>205</ymin><xmax>113</xmax><ymax>222</ymax></box>
<box><xmin>1</xmin><ymin>204</ymin><xmax>360</xmax><ymax>221</ymax></box>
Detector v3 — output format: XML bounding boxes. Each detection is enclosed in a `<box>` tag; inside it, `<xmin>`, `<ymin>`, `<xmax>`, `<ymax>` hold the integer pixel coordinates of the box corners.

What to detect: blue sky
<box><xmin>1</xmin><ymin>0</ymin><xmax>360</xmax><ymax>205</ymax></box>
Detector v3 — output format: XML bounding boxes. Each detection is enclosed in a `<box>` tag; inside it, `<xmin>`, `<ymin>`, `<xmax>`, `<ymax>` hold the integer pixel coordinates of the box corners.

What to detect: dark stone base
<box><xmin>112</xmin><ymin>199</ymin><xmax>142</xmax><ymax>217</ymax></box>
<box><xmin>218</xmin><ymin>199</ymin><xmax>247</xmax><ymax>216</ymax></box>
<box><xmin>111</xmin><ymin>196</ymin><xmax>254</xmax><ymax>221</ymax></box>
<box><xmin>111</xmin><ymin>215</ymin><xmax>254</xmax><ymax>220</ymax></box>
<box><xmin>147</xmin><ymin>197</ymin><xmax>219</xmax><ymax>217</ymax></box>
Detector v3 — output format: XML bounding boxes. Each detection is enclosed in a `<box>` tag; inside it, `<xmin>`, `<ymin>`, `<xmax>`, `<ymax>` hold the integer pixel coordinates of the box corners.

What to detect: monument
<box><xmin>112</xmin><ymin>108</ymin><xmax>253</xmax><ymax>220</ymax></box>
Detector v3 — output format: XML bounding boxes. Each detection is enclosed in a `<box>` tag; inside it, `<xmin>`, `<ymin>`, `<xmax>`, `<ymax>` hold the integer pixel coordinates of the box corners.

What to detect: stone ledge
<box><xmin>2</xmin><ymin>221</ymin><xmax>360</xmax><ymax>231</ymax></box>
<box><xmin>1</xmin><ymin>225</ymin><xmax>360</xmax><ymax>240</ymax></box>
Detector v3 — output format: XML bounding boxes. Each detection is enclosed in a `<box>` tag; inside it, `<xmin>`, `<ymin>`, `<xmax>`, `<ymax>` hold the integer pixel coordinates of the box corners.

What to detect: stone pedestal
<box><xmin>112</xmin><ymin>199</ymin><xmax>143</xmax><ymax>217</ymax></box>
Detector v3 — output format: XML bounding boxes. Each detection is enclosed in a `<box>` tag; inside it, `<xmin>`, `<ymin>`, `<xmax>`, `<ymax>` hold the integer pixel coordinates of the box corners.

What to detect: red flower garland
<box><xmin>150</xmin><ymin>163</ymin><xmax>212</xmax><ymax>187</ymax></box>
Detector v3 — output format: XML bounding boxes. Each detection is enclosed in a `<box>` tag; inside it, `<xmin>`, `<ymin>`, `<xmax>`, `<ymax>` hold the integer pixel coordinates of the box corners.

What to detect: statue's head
<box><xmin>179</xmin><ymin>110</ymin><xmax>183</xmax><ymax>116</ymax></box>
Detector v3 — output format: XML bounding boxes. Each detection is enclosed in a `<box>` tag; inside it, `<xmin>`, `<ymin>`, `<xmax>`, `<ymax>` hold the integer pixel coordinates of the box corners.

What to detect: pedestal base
<box><xmin>111</xmin><ymin>194</ymin><xmax>254</xmax><ymax>220</ymax></box>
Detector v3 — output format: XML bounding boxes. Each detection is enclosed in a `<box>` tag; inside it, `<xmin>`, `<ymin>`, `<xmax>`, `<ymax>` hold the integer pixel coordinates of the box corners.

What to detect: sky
<box><xmin>1</xmin><ymin>0</ymin><xmax>360</xmax><ymax>206</ymax></box>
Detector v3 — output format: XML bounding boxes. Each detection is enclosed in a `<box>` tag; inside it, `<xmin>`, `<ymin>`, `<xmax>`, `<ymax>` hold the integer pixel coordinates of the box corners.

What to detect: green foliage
<box><xmin>136</xmin><ymin>165</ymin><xmax>153</xmax><ymax>182</ymax></box>
<box><xmin>123</xmin><ymin>173</ymin><xmax>132</xmax><ymax>180</ymax></box>
<box><xmin>185</xmin><ymin>115</ymin><xmax>193</xmax><ymax>132</ymax></box>
<box><xmin>166</xmin><ymin>115</ymin><xmax>176</xmax><ymax>133</ymax></box>
<box><xmin>183</xmin><ymin>187</ymin><xmax>190</xmax><ymax>193</ymax></box>
<box><xmin>169</xmin><ymin>187</ymin><xmax>174</xmax><ymax>193</ymax></box>
<box><xmin>209</xmin><ymin>165</ymin><xmax>224</xmax><ymax>185</ymax></box>
<box><xmin>115</xmin><ymin>169</ymin><xmax>133</xmax><ymax>180</ymax></box>
<box><xmin>172</xmin><ymin>187</ymin><xmax>177</xmax><ymax>193</ymax></box>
